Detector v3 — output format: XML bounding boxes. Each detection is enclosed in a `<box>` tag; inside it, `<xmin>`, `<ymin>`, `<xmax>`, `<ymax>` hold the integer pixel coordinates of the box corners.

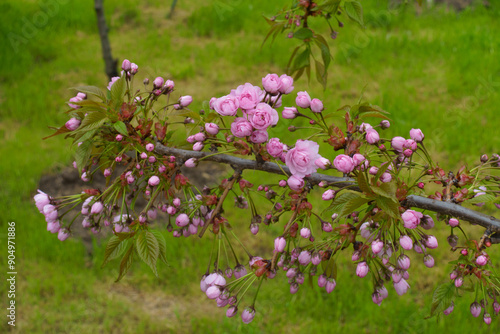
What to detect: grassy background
<box><xmin>1</xmin><ymin>0</ymin><xmax>500</xmax><ymax>332</ymax></box>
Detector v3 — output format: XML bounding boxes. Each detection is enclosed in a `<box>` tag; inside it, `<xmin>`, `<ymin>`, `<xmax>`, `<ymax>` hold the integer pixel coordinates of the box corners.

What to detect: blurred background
<box><xmin>1</xmin><ymin>0</ymin><xmax>500</xmax><ymax>332</ymax></box>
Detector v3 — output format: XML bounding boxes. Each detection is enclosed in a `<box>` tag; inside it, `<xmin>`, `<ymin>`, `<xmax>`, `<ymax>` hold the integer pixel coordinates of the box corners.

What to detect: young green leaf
<box><xmin>71</xmin><ymin>85</ymin><xmax>107</xmax><ymax>101</ymax></box>
<box><xmin>344</xmin><ymin>1</ymin><xmax>364</xmax><ymax>27</ymax></box>
<box><xmin>429</xmin><ymin>282</ymin><xmax>456</xmax><ymax>317</ymax></box>
<box><xmin>102</xmin><ymin>236</ymin><xmax>130</xmax><ymax>268</ymax></box>
<box><xmin>115</xmin><ymin>244</ymin><xmax>134</xmax><ymax>282</ymax></box>
<box><xmin>150</xmin><ymin>229</ymin><xmax>169</xmax><ymax>266</ymax></box>
<box><xmin>113</xmin><ymin>121</ymin><xmax>128</xmax><ymax>136</ymax></box>
<box><xmin>135</xmin><ymin>230</ymin><xmax>160</xmax><ymax>277</ymax></box>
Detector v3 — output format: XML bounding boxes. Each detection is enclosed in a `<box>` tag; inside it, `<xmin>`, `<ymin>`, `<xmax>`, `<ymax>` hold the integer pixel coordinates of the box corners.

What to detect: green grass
<box><xmin>1</xmin><ymin>0</ymin><xmax>500</xmax><ymax>332</ymax></box>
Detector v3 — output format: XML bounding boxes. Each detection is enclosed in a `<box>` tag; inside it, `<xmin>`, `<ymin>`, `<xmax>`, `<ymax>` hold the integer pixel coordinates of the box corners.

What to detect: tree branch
<box><xmin>155</xmin><ymin>143</ymin><xmax>500</xmax><ymax>237</ymax></box>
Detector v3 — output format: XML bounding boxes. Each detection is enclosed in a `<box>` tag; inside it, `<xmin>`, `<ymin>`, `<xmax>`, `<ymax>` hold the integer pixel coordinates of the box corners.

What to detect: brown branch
<box><xmin>155</xmin><ymin>143</ymin><xmax>500</xmax><ymax>236</ymax></box>
<box><xmin>94</xmin><ymin>0</ymin><xmax>118</xmax><ymax>80</ymax></box>
<box><xmin>198</xmin><ymin>172</ymin><xmax>240</xmax><ymax>238</ymax></box>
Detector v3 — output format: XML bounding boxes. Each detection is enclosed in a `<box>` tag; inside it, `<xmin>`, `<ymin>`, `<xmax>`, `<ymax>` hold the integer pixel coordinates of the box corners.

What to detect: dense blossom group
<box><xmin>34</xmin><ymin>59</ymin><xmax>500</xmax><ymax>325</ymax></box>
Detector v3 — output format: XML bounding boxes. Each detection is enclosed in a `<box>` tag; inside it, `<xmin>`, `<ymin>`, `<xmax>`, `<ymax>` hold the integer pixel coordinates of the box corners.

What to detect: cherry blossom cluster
<box><xmin>34</xmin><ymin>59</ymin><xmax>500</xmax><ymax>325</ymax></box>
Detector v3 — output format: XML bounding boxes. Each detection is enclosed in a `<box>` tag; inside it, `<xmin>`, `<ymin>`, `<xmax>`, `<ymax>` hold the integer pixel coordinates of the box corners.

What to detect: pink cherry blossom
<box><xmin>285</xmin><ymin>140</ymin><xmax>321</xmax><ymax>178</ymax></box>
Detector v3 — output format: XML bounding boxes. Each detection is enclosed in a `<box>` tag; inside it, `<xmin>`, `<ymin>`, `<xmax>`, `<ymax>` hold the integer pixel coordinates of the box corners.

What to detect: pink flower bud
<box><xmin>295</xmin><ymin>91</ymin><xmax>311</xmax><ymax>108</ymax></box>
<box><xmin>148</xmin><ymin>176</ymin><xmax>160</xmax><ymax>187</ymax></box>
<box><xmin>365</xmin><ymin>129</ymin><xmax>380</xmax><ymax>144</ymax></box>
<box><xmin>454</xmin><ymin>277</ymin><xmax>463</xmax><ymax>287</ymax></box>
<box><xmin>369</xmin><ymin>166</ymin><xmax>379</xmax><ymax>175</ymax></box>
<box><xmin>300</xmin><ymin>228</ymin><xmax>311</xmax><ymax>239</ymax></box>
<box><xmin>241</xmin><ymin>308</ymin><xmax>255</xmax><ymax>324</ymax></box>
<box><xmin>425</xmin><ymin>235</ymin><xmax>439</xmax><ymax>249</ymax></box>
<box><xmin>380</xmin><ymin>120</ymin><xmax>390</xmax><ymax>129</ymax></box>
<box><xmin>194</xmin><ymin>132</ymin><xmax>206</xmax><ymax>142</ymax></box>
<box><xmin>262</xmin><ymin>73</ymin><xmax>281</xmax><ymax>94</ymax></box>
<box><xmin>250</xmin><ymin>223</ymin><xmax>259</xmax><ymax>235</ymax></box>
<box><xmin>315</xmin><ymin>157</ymin><xmax>330</xmax><ymax>170</ymax></box>
<box><xmin>409</xmin><ymin>128</ymin><xmax>425</xmax><ymax>142</ymax></box>
<box><xmin>325</xmin><ymin>278</ymin><xmax>336</xmax><ymax>293</ymax></box>
<box><xmin>282</xmin><ymin>107</ymin><xmax>298</xmax><ymax>119</ymax></box>
<box><xmin>130</xmin><ymin>63</ymin><xmax>138</xmax><ymax>74</ymax></box>
<box><xmin>121</xmin><ymin>59</ymin><xmax>131</xmax><ymax>71</ymax></box>
<box><xmin>333</xmin><ymin>154</ymin><xmax>355</xmax><ymax>174</ymax></box>
<box><xmin>484</xmin><ymin>313</ymin><xmax>492</xmax><ymax>325</ymax></box>
<box><xmin>393</xmin><ymin>278</ymin><xmax>410</xmax><ymax>296</ymax></box>
<box><xmin>274</xmin><ymin>237</ymin><xmax>286</xmax><ymax>252</ymax></box>
<box><xmin>145</xmin><ymin>143</ymin><xmax>154</xmax><ymax>152</ymax></box>
<box><xmin>58</xmin><ymin>228</ymin><xmax>70</xmax><ymax>241</ymax></box>
<box><xmin>278</xmin><ymin>180</ymin><xmax>287</xmax><ymax>187</ymax></box>
<box><xmin>278</xmin><ymin>74</ymin><xmax>294</xmax><ymax>94</ymax></box>
<box><xmin>205</xmin><ymin>123</ymin><xmax>219</xmax><ymax>135</ymax></box>
<box><xmin>65</xmin><ymin>118</ymin><xmax>81</xmax><ymax>131</ymax></box>
<box><xmin>193</xmin><ymin>142</ymin><xmax>204</xmax><ymax>151</ymax></box>
<box><xmin>397</xmin><ymin>255</ymin><xmax>411</xmax><ymax>270</ymax></box>
<box><xmin>179</xmin><ymin>95</ymin><xmax>193</xmax><ymax>107</ymax></box>
<box><xmin>298</xmin><ymin>251</ymin><xmax>311</xmax><ymax>265</ymax></box>
<box><xmin>287</xmin><ymin>175</ymin><xmax>304</xmax><ymax>191</ymax></box>
<box><xmin>322</xmin><ymin>189</ymin><xmax>336</xmax><ymax>201</ymax></box>
<box><xmin>175</xmin><ymin>213</ymin><xmax>190</xmax><ymax>227</ymax></box>
<box><xmin>401</xmin><ymin>210</ymin><xmax>423</xmax><ymax>229</ymax></box>
<box><xmin>226</xmin><ymin>306</ymin><xmax>238</xmax><ymax>318</ymax></box>
<box><xmin>318</xmin><ymin>274</ymin><xmax>327</xmax><ymax>287</ymax></box>
<box><xmin>380</xmin><ymin>172</ymin><xmax>392</xmax><ymax>183</ymax></box>
<box><xmin>153</xmin><ymin>77</ymin><xmax>164</xmax><ymax>88</ymax></box>
<box><xmin>423</xmin><ymin>254</ymin><xmax>435</xmax><ymax>268</ymax></box>
<box><xmin>470</xmin><ymin>302</ymin><xmax>481</xmax><ymax>317</ymax></box>
<box><xmin>184</xmin><ymin>158</ymin><xmax>197</xmax><ymax>168</ymax></box>
<box><xmin>372</xmin><ymin>240</ymin><xmax>384</xmax><ymax>254</ymax></box>
<box><xmin>310</xmin><ymin>98</ymin><xmax>324</xmax><ymax>113</ymax></box>
<box><xmin>356</xmin><ymin>262</ymin><xmax>369</xmax><ymax>277</ymax></box>
<box><xmin>34</xmin><ymin>190</ymin><xmax>51</xmax><ymax>213</ymax></box>
<box><xmin>399</xmin><ymin>235</ymin><xmax>413</xmax><ymax>250</ymax></box>
<box><xmin>443</xmin><ymin>302</ymin><xmax>454</xmax><ymax>316</ymax></box>
<box><xmin>448</xmin><ymin>218</ymin><xmax>459</xmax><ymax>227</ymax></box>
<box><xmin>391</xmin><ymin>136</ymin><xmax>406</xmax><ymax>152</ymax></box>
<box><xmin>91</xmin><ymin>202</ymin><xmax>104</xmax><ymax>215</ymax></box>
<box><xmin>249</xmin><ymin>130</ymin><xmax>268</xmax><ymax>144</ymax></box>
<box><xmin>206</xmin><ymin>286</ymin><xmax>221</xmax><ymax>299</ymax></box>
<box><xmin>476</xmin><ymin>255</ymin><xmax>488</xmax><ymax>266</ymax></box>
<box><xmin>352</xmin><ymin>154</ymin><xmax>365</xmax><ymax>166</ymax></box>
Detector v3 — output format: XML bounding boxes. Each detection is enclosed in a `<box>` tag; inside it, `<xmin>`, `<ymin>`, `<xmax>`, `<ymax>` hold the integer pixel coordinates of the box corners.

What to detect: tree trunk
<box><xmin>94</xmin><ymin>0</ymin><xmax>118</xmax><ymax>80</ymax></box>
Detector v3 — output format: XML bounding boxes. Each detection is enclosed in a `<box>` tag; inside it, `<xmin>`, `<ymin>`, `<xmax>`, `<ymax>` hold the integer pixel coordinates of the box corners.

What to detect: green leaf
<box><xmin>376</xmin><ymin>197</ymin><xmax>400</xmax><ymax>219</ymax></box>
<box><xmin>339</xmin><ymin>196</ymin><xmax>369</xmax><ymax>218</ymax></box>
<box><xmin>344</xmin><ymin>1</ymin><xmax>364</xmax><ymax>27</ymax></box>
<box><xmin>328</xmin><ymin>191</ymin><xmax>361</xmax><ymax>213</ymax></box>
<box><xmin>466</xmin><ymin>194</ymin><xmax>496</xmax><ymax>204</ymax></box>
<box><xmin>372</xmin><ymin>163</ymin><xmax>391</xmax><ymax>184</ymax></box>
<box><xmin>115</xmin><ymin>244</ymin><xmax>134</xmax><ymax>282</ymax></box>
<box><xmin>292</xmin><ymin>47</ymin><xmax>311</xmax><ymax>73</ymax></box>
<box><xmin>322</xmin><ymin>255</ymin><xmax>337</xmax><ymax>279</ymax></box>
<box><xmin>150</xmin><ymin>230</ymin><xmax>169</xmax><ymax>266</ymax></box>
<box><xmin>286</xmin><ymin>45</ymin><xmax>302</xmax><ymax>74</ymax></box>
<box><xmin>135</xmin><ymin>230</ymin><xmax>159</xmax><ymax>277</ymax></box>
<box><xmin>169</xmin><ymin>109</ymin><xmax>201</xmax><ymax>120</ymax></box>
<box><xmin>314</xmin><ymin>34</ymin><xmax>331</xmax><ymax>70</ymax></box>
<box><xmin>314</xmin><ymin>60</ymin><xmax>327</xmax><ymax>90</ymax></box>
<box><xmin>371</xmin><ymin>181</ymin><xmax>397</xmax><ymax>201</ymax></box>
<box><xmin>113</xmin><ymin>121</ymin><xmax>128</xmax><ymax>136</ymax></box>
<box><xmin>318</xmin><ymin>0</ymin><xmax>341</xmax><ymax>13</ymax></box>
<box><xmin>359</xmin><ymin>111</ymin><xmax>391</xmax><ymax>120</ymax></box>
<box><xmin>262</xmin><ymin>21</ymin><xmax>285</xmax><ymax>46</ymax></box>
<box><xmin>71</xmin><ymin>85</ymin><xmax>107</xmax><ymax>101</ymax></box>
<box><xmin>79</xmin><ymin>111</ymin><xmax>108</xmax><ymax>131</ymax></box>
<box><xmin>102</xmin><ymin>236</ymin><xmax>129</xmax><ymax>268</ymax></box>
<box><xmin>110</xmin><ymin>77</ymin><xmax>126</xmax><ymax>108</ymax></box>
<box><xmin>75</xmin><ymin>140</ymin><xmax>92</xmax><ymax>171</ymax></box>
<box><xmin>357</xmin><ymin>173</ymin><xmax>372</xmax><ymax>195</ymax></box>
<box><xmin>293</xmin><ymin>28</ymin><xmax>313</xmax><ymax>40</ymax></box>
<box><xmin>429</xmin><ymin>282</ymin><xmax>456</xmax><ymax>317</ymax></box>
<box><xmin>42</xmin><ymin>124</ymin><xmax>72</xmax><ymax>140</ymax></box>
